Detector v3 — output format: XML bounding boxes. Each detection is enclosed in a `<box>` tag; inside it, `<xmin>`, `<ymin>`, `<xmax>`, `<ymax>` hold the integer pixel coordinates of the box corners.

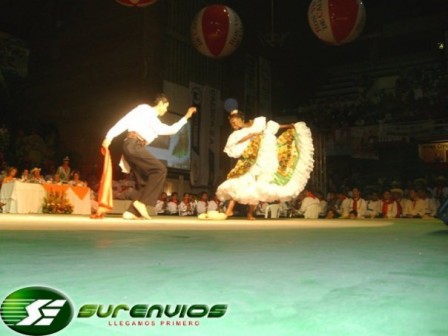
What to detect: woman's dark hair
<box><xmin>7</xmin><ymin>166</ymin><xmax>17</xmax><ymax>174</ymax></box>
<box><xmin>228</xmin><ymin>109</ymin><xmax>245</xmax><ymax>121</ymax></box>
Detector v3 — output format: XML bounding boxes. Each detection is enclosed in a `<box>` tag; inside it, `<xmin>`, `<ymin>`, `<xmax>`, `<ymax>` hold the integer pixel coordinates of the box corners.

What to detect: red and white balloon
<box><xmin>115</xmin><ymin>0</ymin><xmax>158</xmax><ymax>7</ymax></box>
<box><xmin>308</xmin><ymin>0</ymin><xmax>366</xmax><ymax>45</ymax></box>
<box><xmin>191</xmin><ymin>5</ymin><xmax>243</xmax><ymax>58</ymax></box>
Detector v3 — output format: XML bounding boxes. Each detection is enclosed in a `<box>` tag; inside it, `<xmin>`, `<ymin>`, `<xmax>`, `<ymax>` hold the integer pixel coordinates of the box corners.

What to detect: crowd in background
<box><xmin>0</xmin><ymin>62</ymin><xmax>447</xmax><ymax>217</ymax></box>
<box><xmin>287</xmin><ymin>64</ymin><xmax>447</xmax><ymax>130</ymax></box>
<box><xmin>0</xmin><ymin>157</ymin><xmax>88</xmax><ymax>187</ymax></box>
<box><xmin>116</xmin><ymin>174</ymin><xmax>446</xmax><ymax>220</ymax></box>
<box><xmin>288</xmin><ymin>181</ymin><xmax>446</xmax><ymax>220</ymax></box>
<box><xmin>1</xmin><ymin>155</ymin><xmax>446</xmax><ymax>219</ymax></box>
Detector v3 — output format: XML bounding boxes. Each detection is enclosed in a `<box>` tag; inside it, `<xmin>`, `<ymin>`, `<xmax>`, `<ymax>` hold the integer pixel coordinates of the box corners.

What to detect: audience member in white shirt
<box><xmin>207</xmin><ymin>194</ymin><xmax>221</xmax><ymax>212</ymax></box>
<box><xmin>155</xmin><ymin>192</ymin><xmax>168</xmax><ymax>214</ymax></box>
<box><xmin>196</xmin><ymin>192</ymin><xmax>209</xmax><ymax>215</ymax></box>
<box><xmin>298</xmin><ymin>189</ymin><xmax>320</xmax><ymax>219</ymax></box>
<box><xmin>365</xmin><ymin>191</ymin><xmax>382</xmax><ymax>218</ymax></box>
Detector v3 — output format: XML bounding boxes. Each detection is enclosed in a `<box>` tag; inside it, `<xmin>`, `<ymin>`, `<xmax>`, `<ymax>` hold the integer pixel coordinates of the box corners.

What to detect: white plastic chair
<box><xmin>265</xmin><ymin>204</ymin><xmax>280</xmax><ymax>219</ymax></box>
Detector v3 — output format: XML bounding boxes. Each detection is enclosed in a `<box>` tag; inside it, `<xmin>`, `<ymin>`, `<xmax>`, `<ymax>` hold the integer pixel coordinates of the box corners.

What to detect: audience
<box><xmin>380</xmin><ymin>190</ymin><xmax>398</xmax><ymax>219</ymax></box>
<box><xmin>56</xmin><ymin>156</ymin><xmax>71</xmax><ymax>183</ymax></box>
<box><xmin>0</xmin><ymin>62</ymin><xmax>445</xmax><ymax>222</ymax></box>
<box><xmin>365</xmin><ymin>191</ymin><xmax>381</xmax><ymax>218</ymax></box>
<box><xmin>28</xmin><ymin>167</ymin><xmax>45</xmax><ymax>184</ymax></box>
<box><xmin>315</xmin><ymin>191</ymin><xmax>327</xmax><ymax>218</ymax></box>
<box><xmin>297</xmin><ymin>189</ymin><xmax>320</xmax><ymax>219</ymax></box>
<box><xmin>286</xmin><ymin>64</ymin><xmax>445</xmax><ymax>130</ymax></box>
<box><xmin>403</xmin><ymin>189</ymin><xmax>426</xmax><ymax>218</ymax></box>
<box><xmin>179</xmin><ymin>192</ymin><xmax>195</xmax><ymax>216</ymax></box>
<box><xmin>68</xmin><ymin>170</ymin><xmax>87</xmax><ymax>187</ymax></box>
<box><xmin>155</xmin><ymin>192</ymin><xmax>169</xmax><ymax>215</ymax></box>
<box><xmin>20</xmin><ymin>169</ymin><xmax>29</xmax><ymax>182</ymax></box>
<box><xmin>196</xmin><ymin>192</ymin><xmax>209</xmax><ymax>215</ymax></box>
<box><xmin>208</xmin><ymin>194</ymin><xmax>222</xmax><ymax>212</ymax></box>
<box><xmin>166</xmin><ymin>192</ymin><xmax>179</xmax><ymax>215</ymax></box>
<box><xmin>2</xmin><ymin>166</ymin><xmax>18</xmax><ymax>183</ymax></box>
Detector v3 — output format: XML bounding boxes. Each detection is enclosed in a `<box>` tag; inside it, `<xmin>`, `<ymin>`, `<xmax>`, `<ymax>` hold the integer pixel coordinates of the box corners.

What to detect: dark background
<box><xmin>0</xmin><ymin>0</ymin><xmax>447</xmax><ymax>189</ymax></box>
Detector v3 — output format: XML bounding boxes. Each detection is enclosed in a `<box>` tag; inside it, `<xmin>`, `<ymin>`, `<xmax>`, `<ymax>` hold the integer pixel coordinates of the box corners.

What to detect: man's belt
<box><xmin>127</xmin><ymin>131</ymin><xmax>147</xmax><ymax>145</ymax></box>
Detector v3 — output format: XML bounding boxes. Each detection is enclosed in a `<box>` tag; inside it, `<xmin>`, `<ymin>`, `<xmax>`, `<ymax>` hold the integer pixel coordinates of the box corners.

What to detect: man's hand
<box><xmin>185</xmin><ymin>106</ymin><xmax>197</xmax><ymax>120</ymax></box>
<box><xmin>101</xmin><ymin>138</ymin><xmax>111</xmax><ymax>155</ymax></box>
<box><xmin>102</xmin><ymin>138</ymin><xmax>111</xmax><ymax>148</ymax></box>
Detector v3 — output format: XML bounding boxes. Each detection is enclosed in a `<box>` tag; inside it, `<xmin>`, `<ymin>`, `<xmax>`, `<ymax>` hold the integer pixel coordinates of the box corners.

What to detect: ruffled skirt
<box><xmin>216</xmin><ymin>122</ymin><xmax>314</xmax><ymax>205</ymax></box>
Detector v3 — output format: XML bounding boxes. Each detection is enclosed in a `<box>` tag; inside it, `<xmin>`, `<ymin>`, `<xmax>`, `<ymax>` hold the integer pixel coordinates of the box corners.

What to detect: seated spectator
<box><xmin>28</xmin><ymin>167</ymin><xmax>45</xmax><ymax>184</ymax></box>
<box><xmin>418</xmin><ymin>189</ymin><xmax>438</xmax><ymax>217</ymax></box>
<box><xmin>120</xmin><ymin>177</ymin><xmax>135</xmax><ymax>199</ymax></box>
<box><xmin>291</xmin><ymin>196</ymin><xmax>305</xmax><ymax>217</ymax></box>
<box><xmin>254</xmin><ymin>201</ymin><xmax>268</xmax><ymax>217</ymax></box>
<box><xmin>279</xmin><ymin>201</ymin><xmax>292</xmax><ymax>217</ymax></box>
<box><xmin>20</xmin><ymin>169</ymin><xmax>29</xmax><ymax>182</ymax></box>
<box><xmin>335</xmin><ymin>191</ymin><xmax>351</xmax><ymax>218</ymax></box>
<box><xmin>432</xmin><ymin>176</ymin><xmax>448</xmax><ymax>204</ymax></box>
<box><xmin>3</xmin><ymin>166</ymin><xmax>18</xmax><ymax>183</ymax></box>
<box><xmin>68</xmin><ymin>170</ymin><xmax>87</xmax><ymax>187</ymax></box>
<box><xmin>391</xmin><ymin>188</ymin><xmax>408</xmax><ymax>218</ymax></box>
<box><xmin>166</xmin><ymin>192</ymin><xmax>179</xmax><ymax>215</ymax></box>
<box><xmin>349</xmin><ymin>210</ymin><xmax>358</xmax><ymax>219</ymax></box>
<box><xmin>298</xmin><ymin>189</ymin><xmax>320</xmax><ymax>219</ymax></box>
<box><xmin>325</xmin><ymin>191</ymin><xmax>337</xmax><ymax>213</ymax></box>
<box><xmin>155</xmin><ymin>192</ymin><xmax>169</xmax><ymax>214</ymax></box>
<box><xmin>196</xmin><ymin>192</ymin><xmax>209</xmax><ymax>215</ymax></box>
<box><xmin>113</xmin><ymin>180</ymin><xmax>133</xmax><ymax>200</ymax></box>
<box><xmin>380</xmin><ymin>190</ymin><xmax>398</xmax><ymax>219</ymax></box>
<box><xmin>179</xmin><ymin>192</ymin><xmax>195</xmax><ymax>216</ymax></box>
<box><xmin>346</xmin><ymin>187</ymin><xmax>367</xmax><ymax>218</ymax></box>
<box><xmin>326</xmin><ymin>208</ymin><xmax>340</xmax><ymax>219</ymax></box>
<box><xmin>53</xmin><ymin>174</ymin><xmax>62</xmax><ymax>185</ymax></box>
<box><xmin>403</xmin><ymin>189</ymin><xmax>426</xmax><ymax>218</ymax></box>
<box><xmin>208</xmin><ymin>194</ymin><xmax>222</xmax><ymax>212</ymax></box>
<box><xmin>316</xmin><ymin>191</ymin><xmax>327</xmax><ymax>218</ymax></box>
<box><xmin>365</xmin><ymin>191</ymin><xmax>382</xmax><ymax>218</ymax></box>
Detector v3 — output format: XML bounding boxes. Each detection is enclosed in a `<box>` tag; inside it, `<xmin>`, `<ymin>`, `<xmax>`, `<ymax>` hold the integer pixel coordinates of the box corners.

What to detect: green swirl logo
<box><xmin>0</xmin><ymin>286</ymin><xmax>74</xmax><ymax>335</ymax></box>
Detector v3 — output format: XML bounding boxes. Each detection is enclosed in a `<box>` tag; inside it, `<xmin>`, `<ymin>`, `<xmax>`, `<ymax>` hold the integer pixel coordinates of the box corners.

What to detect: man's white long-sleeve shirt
<box><xmin>105</xmin><ymin>104</ymin><xmax>187</xmax><ymax>144</ymax></box>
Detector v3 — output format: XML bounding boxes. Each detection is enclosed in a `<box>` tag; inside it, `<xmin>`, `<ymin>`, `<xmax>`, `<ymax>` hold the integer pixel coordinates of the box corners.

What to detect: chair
<box><xmin>265</xmin><ymin>204</ymin><xmax>280</xmax><ymax>219</ymax></box>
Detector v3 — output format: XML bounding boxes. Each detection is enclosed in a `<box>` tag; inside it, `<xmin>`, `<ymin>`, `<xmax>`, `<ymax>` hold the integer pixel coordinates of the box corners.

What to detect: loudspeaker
<box><xmin>438</xmin><ymin>199</ymin><xmax>448</xmax><ymax>225</ymax></box>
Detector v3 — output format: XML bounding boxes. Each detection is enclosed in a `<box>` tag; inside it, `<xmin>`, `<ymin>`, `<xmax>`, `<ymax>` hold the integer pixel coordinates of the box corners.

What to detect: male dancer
<box><xmin>102</xmin><ymin>94</ymin><xmax>196</xmax><ymax>219</ymax></box>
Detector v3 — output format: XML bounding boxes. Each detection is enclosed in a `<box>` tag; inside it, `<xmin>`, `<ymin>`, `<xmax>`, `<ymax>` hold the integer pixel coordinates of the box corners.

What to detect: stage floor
<box><xmin>0</xmin><ymin>214</ymin><xmax>447</xmax><ymax>336</ymax></box>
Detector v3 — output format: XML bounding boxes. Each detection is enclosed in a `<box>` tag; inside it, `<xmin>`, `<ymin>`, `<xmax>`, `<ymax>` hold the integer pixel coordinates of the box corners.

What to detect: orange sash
<box><xmin>92</xmin><ymin>148</ymin><xmax>113</xmax><ymax>218</ymax></box>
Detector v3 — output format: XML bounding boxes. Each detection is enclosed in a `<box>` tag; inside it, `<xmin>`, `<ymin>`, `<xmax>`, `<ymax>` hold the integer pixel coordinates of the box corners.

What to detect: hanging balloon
<box><xmin>115</xmin><ymin>0</ymin><xmax>158</xmax><ymax>7</ymax></box>
<box><xmin>308</xmin><ymin>0</ymin><xmax>366</xmax><ymax>45</ymax></box>
<box><xmin>191</xmin><ymin>5</ymin><xmax>243</xmax><ymax>58</ymax></box>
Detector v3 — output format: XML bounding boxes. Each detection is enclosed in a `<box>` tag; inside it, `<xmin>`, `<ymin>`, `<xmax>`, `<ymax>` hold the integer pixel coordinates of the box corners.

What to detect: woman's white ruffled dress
<box><xmin>216</xmin><ymin>117</ymin><xmax>314</xmax><ymax>205</ymax></box>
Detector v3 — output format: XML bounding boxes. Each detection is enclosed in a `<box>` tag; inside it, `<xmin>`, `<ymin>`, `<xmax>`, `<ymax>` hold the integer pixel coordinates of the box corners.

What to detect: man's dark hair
<box><xmin>154</xmin><ymin>93</ymin><xmax>169</xmax><ymax>105</ymax></box>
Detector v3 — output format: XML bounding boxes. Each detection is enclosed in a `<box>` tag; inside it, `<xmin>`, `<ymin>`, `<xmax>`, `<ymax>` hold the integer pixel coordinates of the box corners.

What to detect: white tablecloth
<box><xmin>0</xmin><ymin>181</ymin><xmax>91</xmax><ymax>215</ymax></box>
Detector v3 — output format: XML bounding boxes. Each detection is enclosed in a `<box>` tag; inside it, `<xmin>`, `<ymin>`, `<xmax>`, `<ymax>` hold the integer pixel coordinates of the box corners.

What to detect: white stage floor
<box><xmin>0</xmin><ymin>214</ymin><xmax>393</xmax><ymax>231</ymax></box>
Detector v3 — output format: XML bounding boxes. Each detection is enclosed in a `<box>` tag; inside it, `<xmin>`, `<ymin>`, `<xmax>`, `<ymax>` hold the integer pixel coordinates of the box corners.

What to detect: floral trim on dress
<box><xmin>227</xmin><ymin>134</ymin><xmax>262</xmax><ymax>179</ymax></box>
<box><xmin>272</xmin><ymin>129</ymin><xmax>300</xmax><ymax>185</ymax></box>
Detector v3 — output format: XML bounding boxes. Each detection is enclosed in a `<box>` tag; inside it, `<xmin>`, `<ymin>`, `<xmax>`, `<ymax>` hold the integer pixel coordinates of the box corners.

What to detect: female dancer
<box><xmin>216</xmin><ymin>109</ymin><xmax>314</xmax><ymax>220</ymax></box>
